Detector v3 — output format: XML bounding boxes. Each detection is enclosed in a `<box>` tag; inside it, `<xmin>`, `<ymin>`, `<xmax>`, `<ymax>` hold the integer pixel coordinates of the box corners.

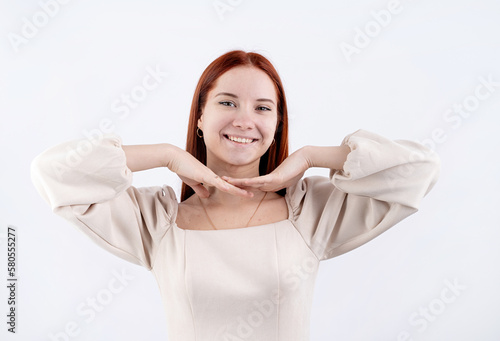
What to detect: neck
<box><xmin>204</xmin><ymin>159</ymin><xmax>262</xmax><ymax>206</ymax></box>
<box><xmin>204</xmin><ymin>186</ymin><xmax>265</xmax><ymax>208</ymax></box>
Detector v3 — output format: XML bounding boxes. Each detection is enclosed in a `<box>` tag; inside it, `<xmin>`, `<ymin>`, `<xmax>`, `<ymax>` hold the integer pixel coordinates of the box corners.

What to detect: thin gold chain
<box><xmin>198</xmin><ymin>192</ymin><xmax>268</xmax><ymax>230</ymax></box>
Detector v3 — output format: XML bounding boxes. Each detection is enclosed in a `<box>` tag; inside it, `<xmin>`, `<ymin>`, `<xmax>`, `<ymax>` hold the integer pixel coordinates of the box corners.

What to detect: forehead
<box><xmin>210</xmin><ymin>66</ymin><xmax>277</xmax><ymax>102</ymax></box>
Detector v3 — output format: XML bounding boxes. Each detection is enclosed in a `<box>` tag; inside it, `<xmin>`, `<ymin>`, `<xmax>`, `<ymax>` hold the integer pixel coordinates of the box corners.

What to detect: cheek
<box><xmin>267</xmin><ymin>117</ymin><xmax>279</xmax><ymax>137</ymax></box>
<box><xmin>202</xmin><ymin>115</ymin><xmax>223</xmax><ymax>136</ymax></box>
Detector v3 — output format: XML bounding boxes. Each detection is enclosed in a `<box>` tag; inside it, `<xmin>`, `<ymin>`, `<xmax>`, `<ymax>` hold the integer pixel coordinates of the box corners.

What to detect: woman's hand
<box><xmin>166</xmin><ymin>146</ymin><xmax>253</xmax><ymax>198</ymax></box>
<box><xmin>222</xmin><ymin>147</ymin><xmax>311</xmax><ymax>192</ymax></box>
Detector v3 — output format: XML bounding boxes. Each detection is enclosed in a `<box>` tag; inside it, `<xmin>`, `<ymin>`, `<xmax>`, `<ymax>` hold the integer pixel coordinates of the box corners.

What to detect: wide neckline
<box><xmin>173</xmin><ymin>218</ymin><xmax>292</xmax><ymax>232</ymax></box>
<box><xmin>173</xmin><ymin>191</ymin><xmax>293</xmax><ymax>232</ymax></box>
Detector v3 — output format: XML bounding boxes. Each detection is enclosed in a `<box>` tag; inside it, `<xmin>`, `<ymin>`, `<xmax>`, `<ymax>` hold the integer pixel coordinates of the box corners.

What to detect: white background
<box><xmin>1</xmin><ymin>0</ymin><xmax>499</xmax><ymax>340</ymax></box>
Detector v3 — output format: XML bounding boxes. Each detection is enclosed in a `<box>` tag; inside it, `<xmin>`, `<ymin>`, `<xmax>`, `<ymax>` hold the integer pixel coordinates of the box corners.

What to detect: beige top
<box><xmin>31</xmin><ymin>129</ymin><xmax>440</xmax><ymax>341</ymax></box>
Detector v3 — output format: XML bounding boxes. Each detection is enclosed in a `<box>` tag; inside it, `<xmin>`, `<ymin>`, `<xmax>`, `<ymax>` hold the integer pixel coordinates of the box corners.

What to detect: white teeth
<box><xmin>227</xmin><ymin>136</ymin><xmax>253</xmax><ymax>144</ymax></box>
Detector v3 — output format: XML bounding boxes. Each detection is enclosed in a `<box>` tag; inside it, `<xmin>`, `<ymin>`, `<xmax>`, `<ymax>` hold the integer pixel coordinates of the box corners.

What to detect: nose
<box><xmin>232</xmin><ymin>106</ymin><xmax>255</xmax><ymax>130</ymax></box>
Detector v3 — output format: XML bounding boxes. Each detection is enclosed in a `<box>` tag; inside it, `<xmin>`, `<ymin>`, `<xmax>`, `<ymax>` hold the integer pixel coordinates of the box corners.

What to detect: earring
<box><xmin>197</xmin><ymin>127</ymin><xmax>203</xmax><ymax>138</ymax></box>
<box><xmin>271</xmin><ymin>138</ymin><xmax>276</xmax><ymax>146</ymax></box>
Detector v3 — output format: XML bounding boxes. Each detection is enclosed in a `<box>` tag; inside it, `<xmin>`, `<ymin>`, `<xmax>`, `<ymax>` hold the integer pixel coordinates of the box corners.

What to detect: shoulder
<box><xmin>176</xmin><ymin>194</ymin><xmax>204</xmax><ymax>230</ymax></box>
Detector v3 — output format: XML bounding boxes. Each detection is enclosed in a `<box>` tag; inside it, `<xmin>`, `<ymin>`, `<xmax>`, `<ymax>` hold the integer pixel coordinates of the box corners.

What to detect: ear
<box><xmin>197</xmin><ymin>114</ymin><xmax>204</xmax><ymax>130</ymax></box>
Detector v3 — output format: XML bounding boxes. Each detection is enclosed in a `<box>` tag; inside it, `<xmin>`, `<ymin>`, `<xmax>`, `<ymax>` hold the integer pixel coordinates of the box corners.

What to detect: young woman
<box><xmin>31</xmin><ymin>50</ymin><xmax>440</xmax><ymax>340</ymax></box>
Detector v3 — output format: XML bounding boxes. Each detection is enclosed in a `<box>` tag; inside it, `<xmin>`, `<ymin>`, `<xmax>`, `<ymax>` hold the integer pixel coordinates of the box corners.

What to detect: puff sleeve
<box><xmin>287</xmin><ymin>129</ymin><xmax>441</xmax><ymax>261</ymax></box>
<box><xmin>30</xmin><ymin>135</ymin><xmax>176</xmax><ymax>270</ymax></box>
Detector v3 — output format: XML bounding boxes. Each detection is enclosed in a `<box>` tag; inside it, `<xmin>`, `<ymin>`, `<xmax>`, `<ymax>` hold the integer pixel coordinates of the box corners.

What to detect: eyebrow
<box><xmin>215</xmin><ymin>92</ymin><xmax>276</xmax><ymax>106</ymax></box>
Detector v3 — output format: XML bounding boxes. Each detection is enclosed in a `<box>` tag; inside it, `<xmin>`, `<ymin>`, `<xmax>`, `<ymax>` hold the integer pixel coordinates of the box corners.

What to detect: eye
<box><xmin>219</xmin><ymin>101</ymin><xmax>236</xmax><ymax>107</ymax></box>
<box><xmin>257</xmin><ymin>106</ymin><xmax>271</xmax><ymax>111</ymax></box>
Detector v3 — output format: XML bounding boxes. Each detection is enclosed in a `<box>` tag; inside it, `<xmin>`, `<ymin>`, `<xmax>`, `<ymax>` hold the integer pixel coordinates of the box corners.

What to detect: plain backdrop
<box><xmin>1</xmin><ymin>0</ymin><xmax>499</xmax><ymax>340</ymax></box>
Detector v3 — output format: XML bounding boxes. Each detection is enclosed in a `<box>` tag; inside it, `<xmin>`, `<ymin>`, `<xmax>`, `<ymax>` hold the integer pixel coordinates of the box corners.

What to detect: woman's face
<box><xmin>198</xmin><ymin>66</ymin><xmax>278</xmax><ymax>173</ymax></box>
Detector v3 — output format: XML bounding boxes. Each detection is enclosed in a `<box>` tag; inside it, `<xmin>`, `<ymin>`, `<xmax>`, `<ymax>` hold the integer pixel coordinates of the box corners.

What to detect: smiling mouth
<box><xmin>223</xmin><ymin>135</ymin><xmax>257</xmax><ymax>144</ymax></box>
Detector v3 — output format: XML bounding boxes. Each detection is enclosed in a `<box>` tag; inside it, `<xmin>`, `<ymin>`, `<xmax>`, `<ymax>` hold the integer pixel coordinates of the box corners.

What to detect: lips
<box><xmin>223</xmin><ymin>134</ymin><xmax>257</xmax><ymax>144</ymax></box>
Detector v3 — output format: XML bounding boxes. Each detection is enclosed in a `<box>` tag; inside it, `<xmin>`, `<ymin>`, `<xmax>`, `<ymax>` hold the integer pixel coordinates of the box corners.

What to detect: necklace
<box><xmin>198</xmin><ymin>192</ymin><xmax>268</xmax><ymax>230</ymax></box>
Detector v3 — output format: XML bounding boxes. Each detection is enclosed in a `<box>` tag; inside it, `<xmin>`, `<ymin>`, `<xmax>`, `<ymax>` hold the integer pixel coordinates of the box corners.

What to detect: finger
<box><xmin>221</xmin><ymin>176</ymin><xmax>258</xmax><ymax>186</ymax></box>
<box><xmin>209</xmin><ymin>175</ymin><xmax>254</xmax><ymax>198</ymax></box>
<box><xmin>243</xmin><ymin>176</ymin><xmax>282</xmax><ymax>192</ymax></box>
<box><xmin>190</xmin><ymin>184</ymin><xmax>210</xmax><ymax>198</ymax></box>
<box><xmin>227</xmin><ymin>184</ymin><xmax>254</xmax><ymax>198</ymax></box>
<box><xmin>220</xmin><ymin>177</ymin><xmax>252</xmax><ymax>187</ymax></box>
<box><xmin>221</xmin><ymin>182</ymin><xmax>254</xmax><ymax>198</ymax></box>
<box><xmin>223</xmin><ymin>175</ymin><xmax>272</xmax><ymax>188</ymax></box>
<box><xmin>221</xmin><ymin>182</ymin><xmax>260</xmax><ymax>193</ymax></box>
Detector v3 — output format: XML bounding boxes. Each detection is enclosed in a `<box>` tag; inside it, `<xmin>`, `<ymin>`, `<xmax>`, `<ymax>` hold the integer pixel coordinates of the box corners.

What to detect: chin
<box><xmin>223</xmin><ymin>153</ymin><xmax>262</xmax><ymax>167</ymax></box>
<box><xmin>225</xmin><ymin>158</ymin><xmax>259</xmax><ymax>167</ymax></box>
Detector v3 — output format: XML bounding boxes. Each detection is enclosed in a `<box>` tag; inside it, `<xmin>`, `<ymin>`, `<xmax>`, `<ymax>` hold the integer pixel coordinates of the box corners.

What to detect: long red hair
<box><xmin>181</xmin><ymin>50</ymin><xmax>289</xmax><ymax>201</ymax></box>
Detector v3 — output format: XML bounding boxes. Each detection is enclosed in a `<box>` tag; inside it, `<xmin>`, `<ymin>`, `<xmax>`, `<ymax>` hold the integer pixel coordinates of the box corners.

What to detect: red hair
<box><xmin>181</xmin><ymin>50</ymin><xmax>289</xmax><ymax>201</ymax></box>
